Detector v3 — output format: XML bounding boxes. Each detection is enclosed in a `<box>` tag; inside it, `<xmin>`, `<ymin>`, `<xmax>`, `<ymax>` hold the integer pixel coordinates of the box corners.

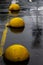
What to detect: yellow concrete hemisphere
<box><xmin>8</xmin><ymin>17</ymin><xmax>25</xmax><ymax>28</ymax></box>
<box><xmin>9</xmin><ymin>4</ymin><xmax>20</xmax><ymax>14</ymax></box>
<box><xmin>4</xmin><ymin>44</ymin><xmax>30</xmax><ymax>62</ymax></box>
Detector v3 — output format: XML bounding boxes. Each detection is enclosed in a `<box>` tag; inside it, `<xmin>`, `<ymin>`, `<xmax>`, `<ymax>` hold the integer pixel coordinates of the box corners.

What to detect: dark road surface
<box><xmin>0</xmin><ymin>1</ymin><xmax>43</xmax><ymax>65</ymax></box>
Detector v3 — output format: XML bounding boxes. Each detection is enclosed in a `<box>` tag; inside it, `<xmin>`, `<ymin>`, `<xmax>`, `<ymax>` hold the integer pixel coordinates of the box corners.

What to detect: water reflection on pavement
<box><xmin>0</xmin><ymin>1</ymin><xmax>43</xmax><ymax>65</ymax></box>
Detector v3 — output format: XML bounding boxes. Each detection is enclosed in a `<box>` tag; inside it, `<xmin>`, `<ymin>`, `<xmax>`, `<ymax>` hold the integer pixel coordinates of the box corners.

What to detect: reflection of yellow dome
<box><xmin>7</xmin><ymin>17</ymin><xmax>25</xmax><ymax>28</ymax></box>
<box><xmin>9</xmin><ymin>4</ymin><xmax>20</xmax><ymax>14</ymax></box>
<box><xmin>4</xmin><ymin>44</ymin><xmax>30</xmax><ymax>62</ymax></box>
<box><xmin>9</xmin><ymin>27</ymin><xmax>24</xmax><ymax>34</ymax></box>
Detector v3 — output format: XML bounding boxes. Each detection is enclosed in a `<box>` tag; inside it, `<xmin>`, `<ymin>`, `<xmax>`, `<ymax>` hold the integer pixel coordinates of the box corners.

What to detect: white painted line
<box><xmin>29</xmin><ymin>0</ymin><xmax>32</xmax><ymax>2</ymax></box>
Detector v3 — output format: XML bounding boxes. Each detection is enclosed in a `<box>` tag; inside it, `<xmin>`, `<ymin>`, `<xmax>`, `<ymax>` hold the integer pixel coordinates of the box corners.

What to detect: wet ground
<box><xmin>0</xmin><ymin>1</ymin><xmax>43</xmax><ymax>65</ymax></box>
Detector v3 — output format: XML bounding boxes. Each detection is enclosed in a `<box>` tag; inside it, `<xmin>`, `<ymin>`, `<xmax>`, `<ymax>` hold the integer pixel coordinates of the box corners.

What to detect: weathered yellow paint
<box><xmin>0</xmin><ymin>46</ymin><xmax>3</xmax><ymax>56</ymax></box>
<box><xmin>0</xmin><ymin>26</ymin><xmax>8</xmax><ymax>56</ymax></box>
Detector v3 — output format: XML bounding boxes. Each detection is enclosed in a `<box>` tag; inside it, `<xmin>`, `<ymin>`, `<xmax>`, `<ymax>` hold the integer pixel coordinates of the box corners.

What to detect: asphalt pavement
<box><xmin>0</xmin><ymin>1</ymin><xmax>43</xmax><ymax>65</ymax></box>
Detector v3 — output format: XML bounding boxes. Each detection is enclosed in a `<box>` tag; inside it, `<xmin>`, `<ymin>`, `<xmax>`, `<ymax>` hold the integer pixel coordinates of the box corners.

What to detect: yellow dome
<box><xmin>9</xmin><ymin>4</ymin><xmax>20</xmax><ymax>11</ymax></box>
<box><xmin>7</xmin><ymin>17</ymin><xmax>25</xmax><ymax>28</ymax></box>
<box><xmin>9</xmin><ymin>4</ymin><xmax>20</xmax><ymax>14</ymax></box>
<box><xmin>4</xmin><ymin>44</ymin><xmax>30</xmax><ymax>62</ymax></box>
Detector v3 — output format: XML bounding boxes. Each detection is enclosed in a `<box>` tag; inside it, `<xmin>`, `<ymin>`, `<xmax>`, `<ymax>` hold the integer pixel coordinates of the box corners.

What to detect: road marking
<box><xmin>0</xmin><ymin>25</ymin><xmax>8</xmax><ymax>56</ymax></box>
